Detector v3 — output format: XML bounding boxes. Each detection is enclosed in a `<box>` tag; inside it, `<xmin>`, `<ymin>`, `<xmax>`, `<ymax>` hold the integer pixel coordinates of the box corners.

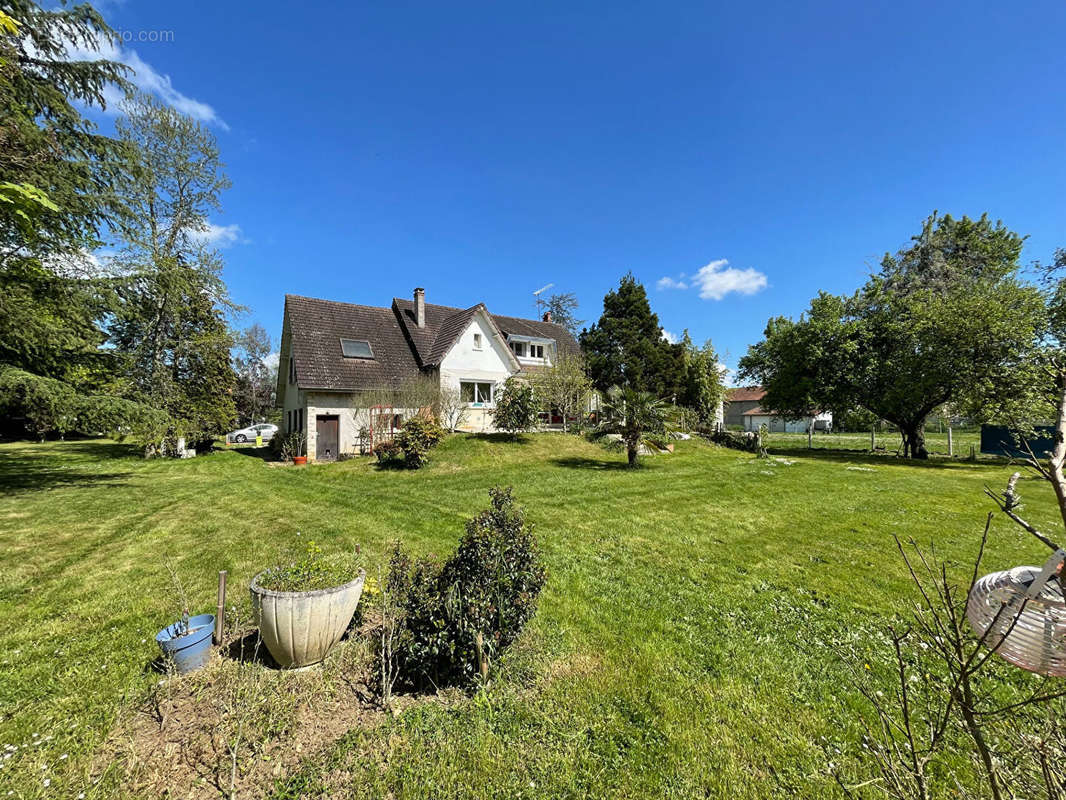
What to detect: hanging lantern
<box><xmin>966</xmin><ymin>549</ymin><xmax>1066</xmax><ymax>677</ymax></box>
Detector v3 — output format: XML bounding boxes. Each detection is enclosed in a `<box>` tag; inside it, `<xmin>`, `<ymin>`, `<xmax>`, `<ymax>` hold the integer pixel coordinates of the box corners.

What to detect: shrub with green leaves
<box><xmin>491</xmin><ymin>377</ymin><xmax>537</xmax><ymax>439</ymax></box>
<box><xmin>385</xmin><ymin>487</ymin><xmax>546</xmax><ymax>689</ymax></box>
<box><xmin>395</xmin><ymin>416</ymin><xmax>445</xmax><ymax>468</ymax></box>
<box><xmin>374</xmin><ymin>439</ymin><xmax>402</xmax><ymax>465</ymax></box>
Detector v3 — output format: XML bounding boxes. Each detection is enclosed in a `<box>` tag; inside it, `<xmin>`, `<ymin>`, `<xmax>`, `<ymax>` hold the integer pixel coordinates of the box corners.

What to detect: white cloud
<box><xmin>263</xmin><ymin>351</ymin><xmax>280</xmax><ymax>371</ymax></box>
<box><xmin>658</xmin><ymin>259</ymin><xmax>767</xmax><ymax>301</ymax></box>
<box><xmin>192</xmin><ymin>222</ymin><xmax>245</xmax><ymax>247</ymax></box>
<box><xmin>661</xmin><ymin>329</ymin><xmax>679</xmax><ymax>344</ymax></box>
<box><xmin>656</xmin><ymin>276</ymin><xmax>689</xmax><ymax>290</ymax></box>
<box><xmin>61</xmin><ymin>33</ymin><xmax>227</xmax><ymax>129</ymax></box>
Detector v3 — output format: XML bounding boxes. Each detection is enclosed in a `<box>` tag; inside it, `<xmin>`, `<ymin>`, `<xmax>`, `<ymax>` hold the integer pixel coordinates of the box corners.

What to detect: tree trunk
<box><xmin>1046</xmin><ymin>369</ymin><xmax>1066</xmax><ymax>533</ymax></box>
<box><xmin>627</xmin><ymin>443</ymin><xmax>638</xmax><ymax>467</ymax></box>
<box><xmin>901</xmin><ymin>422</ymin><xmax>929</xmax><ymax>459</ymax></box>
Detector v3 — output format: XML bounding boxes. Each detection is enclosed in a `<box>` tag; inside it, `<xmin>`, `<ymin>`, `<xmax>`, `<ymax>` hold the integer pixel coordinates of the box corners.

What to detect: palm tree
<box><xmin>601</xmin><ymin>387</ymin><xmax>668</xmax><ymax>468</ymax></box>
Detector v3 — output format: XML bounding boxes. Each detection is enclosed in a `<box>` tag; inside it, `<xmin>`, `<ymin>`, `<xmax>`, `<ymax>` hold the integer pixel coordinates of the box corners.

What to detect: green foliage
<box><xmin>580</xmin><ymin>274</ymin><xmax>686</xmax><ymax>398</ymax></box>
<box><xmin>0</xmin><ymin>0</ymin><xmax>132</xmax><ymax>260</ymax></box>
<box><xmin>233</xmin><ymin>324</ymin><xmax>275</xmax><ymax>425</ymax></box>
<box><xmin>491</xmin><ymin>377</ymin><xmax>538</xmax><ymax>439</ymax></box>
<box><xmin>373</xmin><ymin>438</ymin><xmax>403</xmax><ymax>465</ymax></box>
<box><xmin>600</xmin><ymin>386</ymin><xmax>669</xmax><ymax>467</ymax></box>
<box><xmin>108</xmin><ymin>94</ymin><xmax>238</xmax><ymax>448</ymax></box>
<box><xmin>0</xmin><ymin>1</ymin><xmax>143</xmax><ymax>440</ymax></box>
<box><xmin>257</xmin><ymin>539</ymin><xmax>360</xmax><ymax>593</ymax></box>
<box><xmin>678</xmin><ymin>331</ymin><xmax>726</xmax><ymax>426</ymax></box>
<box><xmin>0</xmin><ymin>366</ymin><xmax>161</xmax><ymax>440</ymax></box>
<box><xmin>740</xmin><ymin>212</ymin><xmax>1045</xmax><ymax>458</ymax></box>
<box><xmin>394</xmin><ymin>415</ymin><xmax>445</xmax><ymax>468</ymax></box>
<box><xmin>530</xmin><ymin>352</ymin><xmax>592</xmax><ymax>432</ymax></box>
<box><xmin>276</xmin><ymin>431</ymin><xmax>306</xmax><ymax>461</ymax></box>
<box><xmin>543</xmin><ymin>292</ymin><xmax>584</xmax><ymax>338</ymax></box>
<box><xmin>385</xmin><ymin>487</ymin><xmax>546</xmax><ymax>689</ymax></box>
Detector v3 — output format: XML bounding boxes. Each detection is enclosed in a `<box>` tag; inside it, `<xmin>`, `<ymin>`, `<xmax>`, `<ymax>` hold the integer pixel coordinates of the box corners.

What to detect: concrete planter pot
<box><xmin>249</xmin><ymin>570</ymin><xmax>365</xmax><ymax>669</ymax></box>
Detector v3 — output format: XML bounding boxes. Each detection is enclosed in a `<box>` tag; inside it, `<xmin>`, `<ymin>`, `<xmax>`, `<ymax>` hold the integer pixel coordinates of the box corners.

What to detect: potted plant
<box><xmin>156</xmin><ymin>613</ymin><xmax>216</xmax><ymax>673</ymax></box>
<box><xmin>280</xmin><ymin>431</ymin><xmax>307</xmax><ymax>465</ymax></box>
<box><xmin>250</xmin><ymin>541</ymin><xmax>365</xmax><ymax>669</ymax></box>
<box><xmin>155</xmin><ymin>562</ymin><xmax>215</xmax><ymax>673</ymax></box>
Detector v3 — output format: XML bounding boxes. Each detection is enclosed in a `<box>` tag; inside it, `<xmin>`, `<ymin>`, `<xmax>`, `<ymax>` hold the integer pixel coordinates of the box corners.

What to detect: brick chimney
<box><xmin>542</xmin><ymin>310</ymin><xmax>552</xmax><ymax>323</ymax></box>
<box><xmin>414</xmin><ymin>287</ymin><xmax>425</xmax><ymax>328</ymax></box>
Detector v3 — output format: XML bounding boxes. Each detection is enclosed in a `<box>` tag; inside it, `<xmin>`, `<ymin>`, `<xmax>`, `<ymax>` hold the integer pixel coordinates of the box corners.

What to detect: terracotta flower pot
<box><xmin>249</xmin><ymin>570</ymin><xmax>365</xmax><ymax>669</ymax></box>
<box><xmin>292</xmin><ymin>456</ymin><xmax>307</xmax><ymax>465</ymax></box>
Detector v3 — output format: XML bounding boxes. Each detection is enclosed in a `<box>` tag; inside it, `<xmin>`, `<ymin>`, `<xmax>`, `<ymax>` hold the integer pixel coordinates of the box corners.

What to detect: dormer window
<box><xmin>340</xmin><ymin>338</ymin><xmax>374</xmax><ymax>359</ymax></box>
<box><xmin>507</xmin><ymin>336</ymin><xmax>551</xmax><ymax>363</ymax></box>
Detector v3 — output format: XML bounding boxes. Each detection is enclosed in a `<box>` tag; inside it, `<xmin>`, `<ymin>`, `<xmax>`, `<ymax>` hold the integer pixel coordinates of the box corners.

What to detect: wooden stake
<box><xmin>948</xmin><ymin>425</ymin><xmax>953</xmax><ymax>457</ymax></box>
<box><xmin>214</xmin><ymin>570</ymin><xmax>227</xmax><ymax>645</ymax></box>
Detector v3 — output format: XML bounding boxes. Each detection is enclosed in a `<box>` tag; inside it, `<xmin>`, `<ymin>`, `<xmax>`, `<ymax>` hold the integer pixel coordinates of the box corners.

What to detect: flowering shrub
<box><xmin>384</xmin><ymin>487</ymin><xmax>546</xmax><ymax>689</ymax></box>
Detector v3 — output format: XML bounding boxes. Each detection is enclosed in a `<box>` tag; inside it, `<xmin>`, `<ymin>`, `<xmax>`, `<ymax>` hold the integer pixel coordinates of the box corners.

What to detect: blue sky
<box><xmin>84</xmin><ymin>0</ymin><xmax>1066</xmax><ymax>375</ymax></box>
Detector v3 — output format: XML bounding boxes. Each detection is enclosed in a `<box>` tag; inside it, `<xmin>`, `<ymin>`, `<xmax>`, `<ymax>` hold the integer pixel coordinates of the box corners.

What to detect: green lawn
<box><xmin>765</xmin><ymin>428</ymin><xmax>983</xmax><ymax>457</ymax></box>
<box><xmin>0</xmin><ymin>434</ymin><xmax>1057</xmax><ymax>798</ymax></box>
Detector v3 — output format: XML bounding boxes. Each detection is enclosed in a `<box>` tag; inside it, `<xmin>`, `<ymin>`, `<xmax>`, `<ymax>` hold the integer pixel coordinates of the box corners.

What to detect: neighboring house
<box><xmin>742</xmin><ymin>406</ymin><xmax>833</xmax><ymax>434</ymax></box>
<box><xmin>276</xmin><ymin>288</ymin><xmax>582</xmax><ymax>461</ymax></box>
<box><xmin>724</xmin><ymin>386</ymin><xmax>766</xmax><ymax>427</ymax></box>
<box><xmin>727</xmin><ymin>386</ymin><xmax>832</xmax><ymax>433</ymax></box>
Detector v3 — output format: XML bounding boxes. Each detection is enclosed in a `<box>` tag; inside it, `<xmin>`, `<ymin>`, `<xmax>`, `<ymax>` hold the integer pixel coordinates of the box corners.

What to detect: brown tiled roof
<box><xmin>392</xmin><ymin>298</ymin><xmax>581</xmax><ymax>363</ymax></box>
<box><xmin>284</xmin><ymin>295</ymin><xmax>422</xmax><ymax>391</ymax></box>
<box><xmin>285</xmin><ymin>294</ymin><xmax>581</xmax><ymax>392</ymax></box>
<box><xmin>727</xmin><ymin>386</ymin><xmax>765</xmax><ymax>402</ymax></box>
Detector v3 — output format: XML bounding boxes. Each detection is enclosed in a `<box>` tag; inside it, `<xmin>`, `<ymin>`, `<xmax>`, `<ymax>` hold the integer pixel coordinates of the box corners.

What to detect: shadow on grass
<box><xmin>225</xmin><ymin>445</ymin><xmax>277</xmax><ymax>463</ymax></box>
<box><xmin>0</xmin><ymin>453</ymin><xmax>131</xmax><ymax>494</ymax></box>
<box><xmin>762</xmin><ymin>445</ymin><xmax>1013</xmax><ymax>471</ymax></box>
<box><xmin>468</xmin><ymin>433</ymin><xmax>533</xmax><ymax>445</ymax></box>
<box><xmin>549</xmin><ymin>456</ymin><xmax>643</xmax><ymax>471</ymax></box>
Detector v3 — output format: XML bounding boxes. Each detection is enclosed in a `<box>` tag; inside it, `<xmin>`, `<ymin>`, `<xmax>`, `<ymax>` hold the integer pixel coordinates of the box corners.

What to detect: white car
<box><xmin>228</xmin><ymin>423</ymin><xmax>278</xmax><ymax>444</ymax></box>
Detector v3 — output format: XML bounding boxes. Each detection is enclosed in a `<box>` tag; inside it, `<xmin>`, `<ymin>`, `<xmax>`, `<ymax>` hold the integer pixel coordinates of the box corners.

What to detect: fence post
<box><xmin>870</xmin><ymin>425</ymin><xmax>875</xmax><ymax>452</ymax></box>
<box><xmin>214</xmin><ymin>570</ymin><xmax>227</xmax><ymax>645</ymax></box>
<box><xmin>947</xmin><ymin>425</ymin><xmax>953</xmax><ymax>457</ymax></box>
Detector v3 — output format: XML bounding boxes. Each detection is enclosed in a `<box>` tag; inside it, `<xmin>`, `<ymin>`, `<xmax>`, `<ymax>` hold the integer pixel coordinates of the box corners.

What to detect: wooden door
<box><xmin>316</xmin><ymin>415</ymin><xmax>339</xmax><ymax>461</ymax></box>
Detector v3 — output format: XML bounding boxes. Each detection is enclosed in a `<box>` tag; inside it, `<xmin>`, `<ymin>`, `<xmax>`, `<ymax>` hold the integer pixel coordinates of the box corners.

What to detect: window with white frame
<box><xmin>509</xmin><ymin>340</ymin><xmax>526</xmax><ymax>357</ymax></box>
<box><xmin>529</xmin><ymin>343</ymin><xmax>544</xmax><ymax>359</ymax></box>
<box><xmin>473</xmin><ymin>333</ymin><xmax>483</xmax><ymax>350</ymax></box>
<box><xmin>460</xmin><ymin>381</ymin><xmax>493</xmax><ymax>405</ymax></box>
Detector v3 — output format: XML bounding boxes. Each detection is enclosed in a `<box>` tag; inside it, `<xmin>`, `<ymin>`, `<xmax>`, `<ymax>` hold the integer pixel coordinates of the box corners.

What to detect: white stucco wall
<box><xmin>744</xmin><ymin>411</ymin><xmax>832</xmax><ymax>433</ymax></box>
<box><xmin>439</xmin><ymin>313</ymin><xmax>518</xmax><ymax>433</ymax></box>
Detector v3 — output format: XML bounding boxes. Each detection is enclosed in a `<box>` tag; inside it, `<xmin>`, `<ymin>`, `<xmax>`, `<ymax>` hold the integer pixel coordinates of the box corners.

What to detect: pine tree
<box><xmin>580</xmin><ymin>274</ymin><xmax>684</xmax><ymax>398</ymax></box>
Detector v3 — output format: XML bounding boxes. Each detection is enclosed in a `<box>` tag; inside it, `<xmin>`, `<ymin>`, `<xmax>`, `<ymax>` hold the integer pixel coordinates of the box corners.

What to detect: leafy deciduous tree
<box><xmin>108</xmin><ymin>94</ymin><xmax>237</xmax><ymax>449</ymax></box>
<box><xmin>543</xmin><ymin>292</ymin><xmax>584</xmax><ymax>338</ymax></box>
<box><xmin>531</xmin><ymin>352</ymin><xmax>591</xmax><ymax>432</ymax></box>
<box><xmin>740</xmin><ymin>213</ymin><xmax>1045</xmax><ymax>458</ymax></box>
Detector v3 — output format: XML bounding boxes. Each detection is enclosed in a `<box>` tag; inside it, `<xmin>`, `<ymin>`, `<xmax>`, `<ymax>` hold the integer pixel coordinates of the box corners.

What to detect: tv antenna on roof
<box><xmin>533</xmin><ymin>283</ymin><xmax>554</xmax><ymax>316</ymax></box>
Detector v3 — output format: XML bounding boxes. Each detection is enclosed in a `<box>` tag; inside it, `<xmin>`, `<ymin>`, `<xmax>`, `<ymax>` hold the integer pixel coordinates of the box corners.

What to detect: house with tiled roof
<box><xmin>724</xmin><ymin>386</ymin><xmax>832</xmax><ymax>433</ymax></box>
<box><xmin>277</xmin><ymin>288</ymin><xmax>581</xmax><ymax>460</ymax></box>
<box><xmin>723</xmin><ymin>386</ymin><xmax>766</xmax><ymax>427</ymax></box>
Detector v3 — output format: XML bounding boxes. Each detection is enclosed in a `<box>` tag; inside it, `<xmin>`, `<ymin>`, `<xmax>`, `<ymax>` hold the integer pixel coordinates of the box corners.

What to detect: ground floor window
<box><xmin>460</xmin><ymin>381</ymin><xmax>493</xmax><ymax>405</ymax></box>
